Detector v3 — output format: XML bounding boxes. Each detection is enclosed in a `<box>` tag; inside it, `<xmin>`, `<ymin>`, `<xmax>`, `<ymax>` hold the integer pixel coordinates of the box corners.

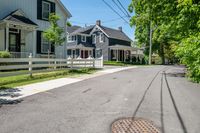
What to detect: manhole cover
<box><xmin>111</xmin><ymin>118</ymin><xmax>160</xmax><ymax>133</ymax></box>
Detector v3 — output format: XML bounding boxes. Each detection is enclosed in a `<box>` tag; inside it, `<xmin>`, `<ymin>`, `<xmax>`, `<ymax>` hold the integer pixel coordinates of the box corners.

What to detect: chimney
<box><xmin>96</xmin><ymin>20</ymin><xmax>101</xmax><ymax>26</ymax></box>
<box><xmin>118</xmin><ymin>27</ymin><xmax>122</xmax><ymax>32</ymax></box>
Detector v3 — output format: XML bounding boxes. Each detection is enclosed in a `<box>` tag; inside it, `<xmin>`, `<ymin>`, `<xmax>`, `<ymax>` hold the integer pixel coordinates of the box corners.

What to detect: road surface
<box><xmin>0</xmin><ymin>65</ymin><xmax>200</xmax><ymax>133</ymax></box>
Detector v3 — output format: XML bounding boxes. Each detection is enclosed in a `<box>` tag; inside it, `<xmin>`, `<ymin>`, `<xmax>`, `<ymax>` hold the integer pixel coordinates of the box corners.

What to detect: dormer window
<box><xmin>81</xmin><ymin>36</ymin><xmax>86</xmax><ymax>42</ymax></box>
<box><xmin>100</xmin><ymin>33</ymin><xmax>105</xmax><ymax>43</ymax></box>
<box><xmin>92</xmin><ymin>34</ymin><xmax>96</xmax><ymax>44</ymax></box>
<box><xmin>42</xmin><ymin>1</ymin><xmax>51</xmax><ymax>20</ymax></box>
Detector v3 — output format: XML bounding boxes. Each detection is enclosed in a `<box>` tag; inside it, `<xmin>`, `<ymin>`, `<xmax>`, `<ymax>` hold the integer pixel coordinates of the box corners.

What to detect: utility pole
<box><xmin>149</xmin><ymin>21</ymin><xmax>152</xmax><ymax>65</ymax></box>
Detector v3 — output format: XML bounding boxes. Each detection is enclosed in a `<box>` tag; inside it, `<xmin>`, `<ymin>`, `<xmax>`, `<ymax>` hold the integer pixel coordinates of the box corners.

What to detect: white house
<box><xmin>0</xmin><ymin>0</ymin><xmax>72</xmax><ymax>58</ymax></box>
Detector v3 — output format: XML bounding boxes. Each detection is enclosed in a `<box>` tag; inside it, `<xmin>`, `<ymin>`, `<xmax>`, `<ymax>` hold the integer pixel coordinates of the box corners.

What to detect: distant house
<box><xmin>0</xmin><ymin>0</ymin><xmax>72</xmax><ymax>58</ymax></box>
<box><xmin>67</xmin><ymin>20</ymin><xmax>143</xmax><ymax>62</ymax></box>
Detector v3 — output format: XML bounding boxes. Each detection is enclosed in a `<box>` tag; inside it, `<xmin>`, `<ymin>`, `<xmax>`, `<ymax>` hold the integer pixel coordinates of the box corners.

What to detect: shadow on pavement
<box><xmin>0</xmin><ymin>87</ymin><xmax>23</xmax><ymax>107</ymax></box>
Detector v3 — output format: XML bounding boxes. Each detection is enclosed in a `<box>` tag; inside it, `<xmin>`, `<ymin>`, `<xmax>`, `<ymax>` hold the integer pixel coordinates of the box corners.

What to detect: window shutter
<box><xmin>37</xmin><ymin>0</ymin><xmax>42</xmax><ymax>19</ymax></box>
<box><xmin>51</xmin><ymin>43</ymin><xmax>55</xmax><ymax>53</ymax></box>
<box><xmin>37</xmin><ymin>31</ymin><xmax>42</xmax><ymax>54</ymax></box>
<box><xmin>50</xmin><ymin>2</ymin><xmax>56</xmax><ymax>13</ymax></box>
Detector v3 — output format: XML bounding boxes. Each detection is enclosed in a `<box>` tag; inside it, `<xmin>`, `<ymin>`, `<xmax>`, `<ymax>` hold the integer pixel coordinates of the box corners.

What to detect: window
<box><xmin>92</xmin><ymin>34</ymin><xmax>96</xmax><ymax>44</ymax></box>
<box><xmin>41</xmin><ymin>34</ymin><xmax>51</xmax><ymax>53</ymax></box>
<box><xmin>68</xmin><ymin>35</ymin><xmax>77</xmax><ymax>42</ymax></box>
<box><xmin>100</xmin><ymin>33</ymin><xmax>104</xmax><ymax>43</ymax></box>
<box><xmin>81</xmin><ymin>36</ymin><xmax>86</xmax><ymax>42</ymax></box>
<box><xmin>42</xmin><ymin>1</ymin><xmax>51</xmax><ymax>20</ymax></box>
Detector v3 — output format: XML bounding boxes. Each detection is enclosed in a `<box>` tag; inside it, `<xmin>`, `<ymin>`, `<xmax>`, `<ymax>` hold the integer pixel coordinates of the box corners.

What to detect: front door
<box><xmin>9</xmin><ymin>33</ymin><xmax>20</xmax><ymax>52</ymax></box>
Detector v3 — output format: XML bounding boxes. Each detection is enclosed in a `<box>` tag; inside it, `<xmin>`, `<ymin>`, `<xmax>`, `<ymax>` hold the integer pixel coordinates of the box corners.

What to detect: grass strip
<box><xmin>0</xmin><ymin>68</ymin><xmax>97</xmax><ymax>89</ymax></box>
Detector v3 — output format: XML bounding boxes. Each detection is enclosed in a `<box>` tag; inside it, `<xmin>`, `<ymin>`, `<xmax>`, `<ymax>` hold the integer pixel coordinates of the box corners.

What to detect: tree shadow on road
<box><xmin>0</xmin><ymin>87</ymin><xmax>23</xmax><ymax>107</ymax></box>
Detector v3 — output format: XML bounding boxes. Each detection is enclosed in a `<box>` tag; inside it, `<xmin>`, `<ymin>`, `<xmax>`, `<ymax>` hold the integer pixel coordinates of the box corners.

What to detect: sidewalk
<box><xmin>0</xmin><ymin>66</ymin><xmax>136</xmax><ymax>101</ymax></box>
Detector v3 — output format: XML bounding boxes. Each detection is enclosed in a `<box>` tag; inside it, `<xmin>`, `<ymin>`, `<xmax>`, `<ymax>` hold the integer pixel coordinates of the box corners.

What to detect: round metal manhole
<box><xmin>111</xmin><ymin>118</ymin><xmax>160</xmax><ymax>133</ymax></box>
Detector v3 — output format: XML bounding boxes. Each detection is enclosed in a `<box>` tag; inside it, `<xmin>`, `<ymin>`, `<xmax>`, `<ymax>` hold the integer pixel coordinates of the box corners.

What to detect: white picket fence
<box><xmin>0</xmin><ymin>54</ymin><xmax>103</xmax><ymax>77</ymax></box>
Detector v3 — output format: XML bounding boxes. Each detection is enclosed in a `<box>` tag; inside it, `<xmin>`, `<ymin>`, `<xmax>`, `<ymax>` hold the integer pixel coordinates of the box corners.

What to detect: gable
<box><xmin>55</xmin><ymin>0</ymin><xmax>72</xmax><ymax>18</ymax></box>
<box><xmin>89</xmin><ymin>25</ymin><xmax>109</xmax><ymax>37</ymax></box>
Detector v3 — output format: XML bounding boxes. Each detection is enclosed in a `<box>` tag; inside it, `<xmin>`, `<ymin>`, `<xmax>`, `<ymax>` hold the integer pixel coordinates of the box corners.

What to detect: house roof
<box><xmin>109</xmin><ymin>44</ymin><xmax>133</xmax><ymax>50</ymax></box>
<box><xmin>70</xmin><ymin>25</ymin><xmax>95</xmax><ymax>35</ymax></box>
<box><xmin>67</xmin><ymin>26</ymin><xmax>82</xmax><ymax>34</ymax></box>
<box><xmin>68</xmin><ymin>24</ymin><xmax>132</xmax><ymax>42</ymax></box>
<box><xmin>1</xmin><ymin>9</ymin><xmax>37</xmax><ymax>26</ymax></box>
<box><xmin>100</xmin><ymin>26</ymin><xmax>132</xmax><ymax>42</ymax></box>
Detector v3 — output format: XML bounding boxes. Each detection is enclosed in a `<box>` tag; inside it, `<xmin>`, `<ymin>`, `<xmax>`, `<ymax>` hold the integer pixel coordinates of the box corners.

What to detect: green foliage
<box><xmin>129</xmin><ymin>0</ymin><xmax>200</xmax><ymax>82</ymax></box>
<box><xmin>0</xmin><ymin>51</ymin><xmax>11</xmax><ymax>58</ymax></box>
<box><xmin>43</xmin><ymin>13</ymin><xmax>65</xmax><ymax>46</ymax></box>
<box><xmin>176</xmin><ymin>34</ymin><xmax>200</xmax><ymax>83</ymax></box>
<box><xmin>66</xmin><ymin>21</ymin><xmax>72</xmax><ymax>27</ymax></box>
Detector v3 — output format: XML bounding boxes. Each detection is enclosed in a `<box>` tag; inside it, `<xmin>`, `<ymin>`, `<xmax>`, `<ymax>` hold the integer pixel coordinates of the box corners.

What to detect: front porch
<box><xmin>0</xmin><ymin>9</ymin><xmax>38</xmax><ymax>58</ymax></box>
<box><xmin>67</xmin><ymin>48</ymin><xmax>94</xmax><ymax>59</ymax></box>
<box><xmin>110</xmin><ymin>45</ymin><xmax>132</xmax><ymax>62</ymax></box>
<box><xmin>67</xmin><ymin>43</ymin><xmax>94</xmax><ymax>59</ymax></box>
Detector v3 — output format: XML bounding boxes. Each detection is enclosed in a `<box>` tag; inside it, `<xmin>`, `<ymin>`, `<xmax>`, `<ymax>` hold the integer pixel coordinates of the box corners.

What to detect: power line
<box><xmin>102</xmin><ymin>0</ymin><xmax>129</xmax><ymax>24</ymax></box>
<box><xmin>102</xmin><ymin>16</ymin><xmax>128</xmax><ymax>23</ymax></box>
<box><xmin>116</xmin><ymin>0</ymin><xmax>131</xmax><ymax>17</ymax></box>
<box><xmin>111</xmin><ymin>0</ymin><xmax>129</xmax><ymax>18</ymax></box>
<box><xmin>69</xmin><ymin>16</ymin><xmax>128</xmax><ymax>26</ymax></box>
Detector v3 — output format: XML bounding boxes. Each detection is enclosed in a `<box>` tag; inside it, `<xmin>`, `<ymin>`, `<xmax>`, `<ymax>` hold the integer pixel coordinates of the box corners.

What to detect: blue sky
<box><xmin>61</xmin><ymin>0</ymin><xmax>135</xmax><ymax>40</ymax></box>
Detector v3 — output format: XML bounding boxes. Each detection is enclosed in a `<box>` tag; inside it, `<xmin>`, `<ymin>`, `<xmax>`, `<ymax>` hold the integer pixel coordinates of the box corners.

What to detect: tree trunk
<box><xmin>160</xmin><ymin>43</ymin><xmax>165</xmax><ymax>65</ymax></box>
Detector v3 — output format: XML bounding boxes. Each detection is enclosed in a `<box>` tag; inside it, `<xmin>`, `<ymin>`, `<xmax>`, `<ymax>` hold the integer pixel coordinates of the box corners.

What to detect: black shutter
<box><xmin>37</xmin><ymin>31</ymin><xmax>42</xmax><ymax>54</ymax></box>
<box><xmin>37</xmin><ymin>0</ymin><xmax>42</xmax><ymax>19</ymax></box>
<box><xmin>50</xmin><ymin>2</ymin><xmax>56</xmax><ymax>13</ymax></box>
<box><xmin>51</xmin><ymin>43</ymin><xmax>55</xmax><ymax>53</ymax></box>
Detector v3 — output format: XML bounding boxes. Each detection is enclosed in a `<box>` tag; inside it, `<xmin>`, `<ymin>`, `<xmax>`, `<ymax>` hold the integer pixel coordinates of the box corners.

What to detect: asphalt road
<box><xmin>0</xmin><ymin>65</ymin><xmax>200</xmax><ymax>133</ymax></box>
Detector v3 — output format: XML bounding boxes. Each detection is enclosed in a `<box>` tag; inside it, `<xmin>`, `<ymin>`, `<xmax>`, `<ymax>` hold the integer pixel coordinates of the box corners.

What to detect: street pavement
<box><xmin>0</xmin><ymin>65</ymin><xmax>200</xmax><ymax>133</ymax></box>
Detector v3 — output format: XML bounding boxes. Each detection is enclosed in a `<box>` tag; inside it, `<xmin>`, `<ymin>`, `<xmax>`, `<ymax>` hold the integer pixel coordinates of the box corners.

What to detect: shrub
<box><xmin>0</xmin><ymin>51</ymin><xmax>11</xmax><ymax>58</ymax></box>
<box><xmin>176</xmin><ymin>34</ymin><xmax>200</xmax><ymax>83</ymax></box>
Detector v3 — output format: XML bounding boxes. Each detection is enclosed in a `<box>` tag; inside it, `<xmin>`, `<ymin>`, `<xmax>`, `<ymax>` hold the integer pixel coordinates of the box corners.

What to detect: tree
<box><xmin>43</xmin><ymin>13</ymin><xmax>65</xmax><ymax>46</ymax></box>
<box><xmin>129</xmin><ymin>0</ymin><xmax>178</xmax><ymax>64</ymax></box>
<box><xmin>66</xmin><ymin>21</ymin><xmax>72</xmax><ymax>27</ymax></box>
<box><xmin>129</xmin><ymin>0</ymin><xmax>200</xmax><ymax>82</ymax></box>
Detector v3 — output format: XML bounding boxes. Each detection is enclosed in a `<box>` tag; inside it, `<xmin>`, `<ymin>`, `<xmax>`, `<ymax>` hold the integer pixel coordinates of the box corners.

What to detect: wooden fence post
<box><xmin>29</xmin><ymin>53</ymin><xmax>33</xmax><ymax>77</ymax></box>
<box><xmin>71</xmin><ymin>58</ymin><xmax>73</xmax><ymax>68</ymax></box>
<box><xmin>93</xmin><ymin>58</ymin><xmax>95</xmax><ymax>68</ymax></box>
<box><xmin>54</xmin><ymin>60</ymin><xmax>57</xmax><ymax>70</ymax></box>
<box><xmin>100</xmin><ymin>56</ymin><xmax>103</xmax><ymax>68</ymax></box>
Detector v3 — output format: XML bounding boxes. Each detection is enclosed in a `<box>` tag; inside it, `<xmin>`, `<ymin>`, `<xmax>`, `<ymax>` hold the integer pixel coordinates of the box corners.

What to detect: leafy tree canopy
<box><xmin>43</xmin><ymin>13</ymin><xmax>65</xmax><ymax>46</ymax></box>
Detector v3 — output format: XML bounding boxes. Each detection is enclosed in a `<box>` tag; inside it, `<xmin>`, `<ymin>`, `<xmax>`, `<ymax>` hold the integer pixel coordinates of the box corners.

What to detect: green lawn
<box><xmin>0</xmin><ymin>68</ymin><xmax>97</xmax><ymax>89</ymax></box>
<box><xmin>103</xmin><ymin>61</ymin><xmax>145</xmax><ymax>66</ymax></box>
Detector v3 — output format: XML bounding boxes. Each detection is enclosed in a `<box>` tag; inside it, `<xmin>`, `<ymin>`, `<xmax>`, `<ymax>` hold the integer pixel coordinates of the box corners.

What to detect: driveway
<box><xmin>0</xmin><ymin>65</ymin><xmax>200</xmax><ymax>133</ymax></box>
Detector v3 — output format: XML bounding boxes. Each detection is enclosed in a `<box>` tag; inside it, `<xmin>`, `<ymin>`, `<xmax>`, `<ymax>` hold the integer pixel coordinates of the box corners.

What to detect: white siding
<box><xmin>0</xmin><ymin>0</ymin><xmax>67</xmax><ymax>31</ymax></box>
<box><xmin>0</xmin><ymin>0</ymin><xmax>68</xmax><ymax>57</ymax></box>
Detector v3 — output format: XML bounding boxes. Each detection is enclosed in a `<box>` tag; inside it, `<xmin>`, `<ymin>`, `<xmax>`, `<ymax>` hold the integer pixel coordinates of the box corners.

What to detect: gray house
<box><xmin>66</xmin><ymin>20</ymin><xmax>134</xmax><ymax>61</ymax></box>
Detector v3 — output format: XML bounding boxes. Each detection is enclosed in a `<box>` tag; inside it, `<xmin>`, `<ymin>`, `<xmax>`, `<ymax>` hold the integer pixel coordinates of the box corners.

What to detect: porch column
<box><xmin>71</xmin><ymin>49</ymin><xmax>73</xmax><ymax>58</ymax></box>
<box><xmin>32</xmin><ymin>30</ymin><xmax>36</xmax><ymax>57</ymax></box>
<box><xmin>79</xmin><ymin>49</ymin><xmax>81</xmax><ymax>58</ymax></box>
<box><xmin>124</xmin><ymin>50</ymin><xmax>126</xmax><ymax>62</ymax></box>
<box><xmin>75</xmin><ymin>49</ymin><xmax>77</xmax><ymax>58</ymax></box>
<box><xmin>5</xmin><ymin>23</ymin><xmax>9</xmax><ymax>51</ymax></box>
<box><xmin>83</xmin><ymin>50</ymin><xmax>85</xmax><ymax>58</ymax></box>
<box><xmin>116</xmin><ymin>49</ymin><xmax>119</xmax><ymax>62</ymax></box>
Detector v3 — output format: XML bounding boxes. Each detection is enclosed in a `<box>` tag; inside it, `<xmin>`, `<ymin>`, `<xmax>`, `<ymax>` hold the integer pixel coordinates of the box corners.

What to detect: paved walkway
<box><xmin>0</xmin><ymin>66</ymin><xmax>136</xmax><ymax>101</ymax></box>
